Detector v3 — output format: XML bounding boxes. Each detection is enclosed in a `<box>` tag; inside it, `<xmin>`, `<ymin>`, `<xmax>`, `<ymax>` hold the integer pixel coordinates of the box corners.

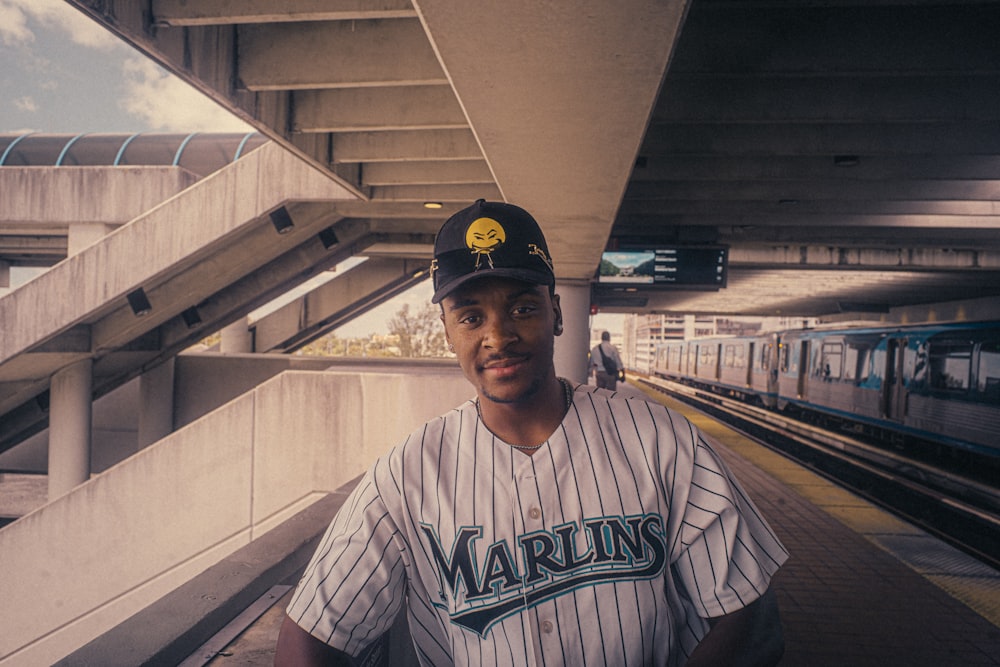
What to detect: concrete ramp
<box><xmin>0</xmin><ymin>142</ymin><xmax>356</xmax><ymax>451</ymax></box>
<box><xmin>253</xmin><ymin>256</ymin><xmax>430</xmax><ymax>352</ymax></box>
<box><xmin>0</xmin><ymin>368</ymin><xmax>470</xmax><ymax>666</ymax></box>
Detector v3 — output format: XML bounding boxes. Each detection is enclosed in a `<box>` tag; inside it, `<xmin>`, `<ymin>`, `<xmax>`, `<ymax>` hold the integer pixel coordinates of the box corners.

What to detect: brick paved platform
<box><xmin>675</xmin><ymin>391</ymin><xmax>1000</xmax><ymax>667</ymax></box>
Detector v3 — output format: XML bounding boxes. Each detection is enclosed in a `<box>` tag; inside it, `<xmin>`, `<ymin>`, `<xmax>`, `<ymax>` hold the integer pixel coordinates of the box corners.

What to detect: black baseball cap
<box><xmin>430</xmin><ymin>199</ymin><xmax>555</xmax><ymax>303</ymax></box>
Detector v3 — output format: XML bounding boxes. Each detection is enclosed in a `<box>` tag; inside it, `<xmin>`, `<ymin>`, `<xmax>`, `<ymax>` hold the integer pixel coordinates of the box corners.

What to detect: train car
<box><xmin>778</xmin><ymin>322</ymin><xmax>1000</xmax><ymax>456</ymax></box>
<box><xmin>654</xmin><ymin>334</ymin><xmax>780</xmax><ymax>406</ymax></box>
<box><xmin>748</xmin><ymin>332</ymin><xmax>780</xmax><ymax>408</ymax></box>
<box><xmin>653</xmin><ymin>340</ymin><xmax>689</xmax><ymax>382</ymax></box>
<box><xmin>654</xmin><ymin>321</ymin><xmax>1000</xmax><ymax>458</ymax></box>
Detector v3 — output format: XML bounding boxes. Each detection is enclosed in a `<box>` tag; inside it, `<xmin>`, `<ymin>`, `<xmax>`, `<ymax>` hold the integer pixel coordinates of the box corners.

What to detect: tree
<box><xmin>388</xmin><ymin>303</ymin><xmax>450</xmax><ymax>357</ymax></box>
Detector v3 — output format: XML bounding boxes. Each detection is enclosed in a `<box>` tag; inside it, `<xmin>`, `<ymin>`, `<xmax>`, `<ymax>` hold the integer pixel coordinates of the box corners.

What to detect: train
<box><xmin>651</xmin><ymin>321</ymin><xmax>1000</xmax><ymax>459</ymax></box>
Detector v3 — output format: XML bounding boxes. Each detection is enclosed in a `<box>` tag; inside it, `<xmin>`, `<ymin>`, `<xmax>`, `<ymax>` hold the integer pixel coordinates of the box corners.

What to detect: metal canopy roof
<box><xmin>0</xmin><ymin>132</ymin><xmax>267</xmax><ymax>177</ymax></box>
<box><xmin>37</xmin><ymin>0</ymin><xmax>1000</xmax><ymax>319</ymax></box>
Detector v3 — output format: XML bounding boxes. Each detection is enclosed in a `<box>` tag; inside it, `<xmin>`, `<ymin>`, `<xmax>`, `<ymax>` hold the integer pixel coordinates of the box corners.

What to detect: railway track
<box><xmin>637</xmin><ymin>375</ymin><xmax>1000</xmax><ymax>571</ymax></box>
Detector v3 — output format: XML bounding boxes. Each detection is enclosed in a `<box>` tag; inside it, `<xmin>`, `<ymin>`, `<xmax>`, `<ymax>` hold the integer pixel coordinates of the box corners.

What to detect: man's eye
<box><xmin>458</xmin><ymin>314</ymin><xmax>481</xmax><ymax>325</ymax></box>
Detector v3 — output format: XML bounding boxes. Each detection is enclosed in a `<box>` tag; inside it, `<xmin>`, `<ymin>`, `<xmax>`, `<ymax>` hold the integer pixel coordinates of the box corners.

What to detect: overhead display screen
<box><xmin>598</xmin><ymin>247</ymin><xmax>728</xmax><ymax>289</ymax></box>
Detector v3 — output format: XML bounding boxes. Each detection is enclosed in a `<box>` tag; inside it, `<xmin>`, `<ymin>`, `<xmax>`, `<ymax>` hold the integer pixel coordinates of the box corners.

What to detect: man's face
<box><xmin>440</xmin><ymin>277</ymin><xmax>561</xmax><ymax>406</ymax></box>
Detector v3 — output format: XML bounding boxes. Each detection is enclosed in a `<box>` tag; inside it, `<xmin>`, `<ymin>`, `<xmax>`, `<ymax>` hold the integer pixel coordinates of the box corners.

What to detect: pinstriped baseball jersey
<box><xmin>287</xmin><ymin>383</ymin><xmax>788</xmax><ymax>666</ymax></box>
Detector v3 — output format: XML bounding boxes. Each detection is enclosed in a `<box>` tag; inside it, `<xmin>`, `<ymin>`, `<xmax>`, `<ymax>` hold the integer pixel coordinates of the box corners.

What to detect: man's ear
<box><xmin>551</xmin><ymin>294</ymin><xmax>563</xmax><ymax>336</ymax></box>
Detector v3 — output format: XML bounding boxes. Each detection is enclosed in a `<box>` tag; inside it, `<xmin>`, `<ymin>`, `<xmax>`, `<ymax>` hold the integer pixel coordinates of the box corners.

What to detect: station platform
<box><xmin>69</xmin><ymin>383</ymin><xmax>1000</xmax><ymax>666</ymax></box>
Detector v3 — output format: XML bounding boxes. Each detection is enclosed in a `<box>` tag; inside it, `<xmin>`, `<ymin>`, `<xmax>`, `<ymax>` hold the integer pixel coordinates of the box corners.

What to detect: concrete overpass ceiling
<box><xmin>54</xmin><ymin>0</ymin><xmax>1000</xmax><ymax>320</ymax></box>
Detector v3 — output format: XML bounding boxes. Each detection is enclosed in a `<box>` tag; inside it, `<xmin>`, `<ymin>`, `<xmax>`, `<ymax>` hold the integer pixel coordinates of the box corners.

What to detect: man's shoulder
<box><xmin>391</xmin><ymin>399</ymin><xmax>476</xmax><ymax>448</ymax></box>
<box><xmin>574</xmin><ymin>383</ymin><xmax>659</xmax><ymax>405</ymax></box>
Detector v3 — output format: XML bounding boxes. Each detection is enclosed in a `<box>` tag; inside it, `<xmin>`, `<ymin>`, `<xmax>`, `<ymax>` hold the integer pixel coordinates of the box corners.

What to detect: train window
<box><xmin>780</xmin><ymin>343</ymin><xmax>792</xmax><ymax>372</ymax></box>
<box><xmin>977</xmin><ymin>341</ymin><xmax>1000</xmax><ymax>401</ymax></box>
<box><xmin>700</xmin><ymin>345</ymin><xmax>713</xmax><ymax>366</ymax></box>
<box><xmin>723</xmin><ymin>344</ymin><xmax>746</xmax><ymax>369</ymax></box>
<box><xmin>843</xmin><ymin>345</ymin><xmax>859</xmax><ymax>381</ymax></box>
<box><xmin>928</xmin><ymin>342</ymin><xmax>972</xmax><ymax>392</ymax></box>
<box><xmin>857</xmin><ymin>348</ymin><xmax>872</xmax><ymax>382</ymax></box>
<box><xmin>818</xmin><ymin>342</ymin><xmax>843</xmax><ymax>380</ymax></box>
<box><xmin>760</xmin><ymin>344</ymin><xmax>772</xmax><ymax>371</ymax></box>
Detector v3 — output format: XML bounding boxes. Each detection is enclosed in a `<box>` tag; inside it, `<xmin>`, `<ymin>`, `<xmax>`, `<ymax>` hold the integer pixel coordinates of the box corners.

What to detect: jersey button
<box><xmin>528</xmin><ymin>507</ymin><xmax>541</xmax><ymax>520</ymax></box>
<box><xmin>541</xmin><ymin>620</ymin><xmax>554</xmax><ymax>634</ymax></box>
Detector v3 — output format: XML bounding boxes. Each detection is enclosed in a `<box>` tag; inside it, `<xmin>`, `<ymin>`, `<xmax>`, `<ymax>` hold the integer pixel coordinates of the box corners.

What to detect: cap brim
<box><xmin>431</xmin><ymin>268</ymin><xmax>554</xmax><ymax>304</ymax></box>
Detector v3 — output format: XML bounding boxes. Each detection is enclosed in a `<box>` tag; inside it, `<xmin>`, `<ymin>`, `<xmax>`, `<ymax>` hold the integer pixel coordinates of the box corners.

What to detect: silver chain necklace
<box><xmin>476</xmin><ymin>378</ymin><xmax>574</xmax><ymax>451</ymax></box>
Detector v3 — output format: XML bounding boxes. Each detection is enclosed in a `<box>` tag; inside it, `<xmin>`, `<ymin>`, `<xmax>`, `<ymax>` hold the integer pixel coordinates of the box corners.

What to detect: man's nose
<box><xmin>482</xmin><ymin>314</ymin><xmax>517</xmax><ymax>349</ymax></box>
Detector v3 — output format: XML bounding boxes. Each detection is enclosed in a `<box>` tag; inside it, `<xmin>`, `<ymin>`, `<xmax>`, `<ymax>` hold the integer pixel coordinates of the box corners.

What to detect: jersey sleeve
<box><xmin>667</xmin><ymin>424</ymin><xmax>788</xmax><ymax>619</ymax></box>
<box><xmin>285</xmin><ymin>466</ymin><xmax>407</xmax><ymax>656</ymax></box>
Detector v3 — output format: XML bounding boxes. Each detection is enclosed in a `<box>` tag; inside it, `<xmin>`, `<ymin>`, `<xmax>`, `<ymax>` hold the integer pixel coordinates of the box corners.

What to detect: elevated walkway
<box><xmin>0</xmin><ymin>140</ymin><xmax>354</xmax><ymax>453</ymax></box>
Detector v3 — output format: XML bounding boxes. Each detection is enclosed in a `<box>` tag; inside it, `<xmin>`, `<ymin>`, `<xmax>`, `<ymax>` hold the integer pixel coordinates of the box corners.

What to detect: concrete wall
<box><xmin>0</xmin><ymin>369</ymin><xmax>471</xmax><ymax>666</ymax></box>
<box><xmin>0</xmin><ymin>353</ymin><xmax>460</xmax><ymax>475</ymax></box>
<box><xmin>172</xmin><ymin>353</ymin><xmax>460</xmax><ymax>429</ymax></box>
<box><xmin>0</xmin><ymin>167</ymin><xmax>198</xmax><ymax>229</ymax></box>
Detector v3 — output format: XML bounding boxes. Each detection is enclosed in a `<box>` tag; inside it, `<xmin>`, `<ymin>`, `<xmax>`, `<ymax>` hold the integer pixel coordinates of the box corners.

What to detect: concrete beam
<box><xmin>293</xmin><ymin>86</ymin><xmax>466</xmax><ymax>133</ymax></box>
<box><xmin>624</xmin><ymin>180</ymin><xmax>1000</xmax><ymax>203</ymax></box>
<box><xmin>718</xmin><ymin>226</ymin><xmax>1000</xmax><ymax>251</ymax></box>
<box><xmin>654</xmin><ymin>76</ymin><xmax>1000</xmax><ymax>123</ymax></box>
<box><xmin>253</xmin><ymin>256</ymin><xmax>429</xmax><ymax>352</ymax></box>
<box><xmin>0</xmin><ymin>168</ymin><xmax>197</xmax><ymax>232</ymax></box>
<box><xmin>641</xmin><ymin>121</ymin><xmax>1000</xmax><ymax>156</ymax></box>
<box><xmin>87</xmin><ymin>206</ymin><xmax>362</xmax><ymax>360</ymax></box>
<box><xmin>729</xmin><ymin>246</ymin><xmax>1000</xmax><ymax>271</ymax></box>
<box><xmin>237</xmin><ymin>19</ymin><xmax>446</xmax><ymax>90</ymax></box>
<box><xmin>369</xmin><ymin>183</ymin><xmax>502</xmax><ymax>203</ymax></box>
<box><xmin>617</xmin><ymin>212</ymin><xmax>1000</xmax><ymax>230</ymax></box>
<box><xmin>618</xmin><ymin>198</ymin><xmax>1000</xmax><ymax>217</ymax></box>
<box><xmin>361</xmin><ymin>160</ymin><xmax>492</xmax><ymax>186</ymax></box>
<box><xmin>629</xmin><ymin>155</ymin><xmax>1000</xmax><ymax>183</ymax></box>
<box><xmin>331</xmin><ymin>129</ymin><xmax>482</xmax><ymax>163</ymax></box>
<box><xmin>152</xmin><ymin>0</ymin><xmax>416</xmax><ymax>25</ymax></box>
<box><xmin>0</xmin><ymin>236</ymin><xmax>67</xmax><ymax>267</ymax></box>
<box><xmin>414</xmin><ymin>0</ymin><xmax>688</xmax><ymax>280</ymax></box>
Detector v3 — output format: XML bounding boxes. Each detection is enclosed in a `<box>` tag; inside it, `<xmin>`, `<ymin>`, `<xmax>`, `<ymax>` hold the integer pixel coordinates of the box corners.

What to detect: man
<box><xmin>591</xmin><ymin>329</ymin><xmax>624</xmax><ymax>390</ymax></box>
<box><xmin>275</xmin><ymin>199</ymin><xmax>788</xmax><ymax>666</ymax></box>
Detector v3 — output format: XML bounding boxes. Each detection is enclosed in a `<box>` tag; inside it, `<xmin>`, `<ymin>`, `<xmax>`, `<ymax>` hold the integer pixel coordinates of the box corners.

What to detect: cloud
<box><xmin>0</xmin><ymin>2</ymin><xmax>33</xmax><ymax>45</ymax></box>
<box><xmin>120</xmin><ymin>57</ymin><xmax>253</xmax><ymax>132</ymax></box>
<box><xmin>0</xmin><ymin>0</ymin><xmax>121</xmax><ymax>49</ymax></box>
<box><xmin>13</xmin><ymin>95</ymin><xmax>37</xmax><ymax>112</ymax></box>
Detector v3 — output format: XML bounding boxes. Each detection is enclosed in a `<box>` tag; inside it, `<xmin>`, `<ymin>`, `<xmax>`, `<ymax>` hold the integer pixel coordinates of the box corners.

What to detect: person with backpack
<box><xmin>591</xmin><ymin>330</ymin><xmax>624</xmax><ymax>390</ymax></box>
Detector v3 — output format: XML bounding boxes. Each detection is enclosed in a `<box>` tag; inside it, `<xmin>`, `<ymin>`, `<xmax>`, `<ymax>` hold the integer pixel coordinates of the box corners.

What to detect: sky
<box><xmin>0</xmin><ymin>0</ymin><xmax>249</xmax><ymax>133</ymax></box>
<box><xmin>0</xmin><ymin>0</ymin><xmax>622</xmax><ymax>338</ymax></box>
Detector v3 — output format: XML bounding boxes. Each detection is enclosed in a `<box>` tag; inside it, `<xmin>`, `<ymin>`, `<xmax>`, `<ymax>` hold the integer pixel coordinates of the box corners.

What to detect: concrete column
<box><xmin>0</xmin><ymin>260</ymin><xmax>9</xmax><ymax>288</ymax></box>
<box><xmin>68</xmin><ymin>223</ymin><xmax>115</xmax><ymax>256</ymax></box>
<box><xmin>553</xmin><ymin>280</ymin><xmax>592</xmax><ymax>384</ymax></box>
<box><xmin>138</xmin><ymin>358</ymin><xmax>175</xmax><ymax>448</ymax></box>
<box><xmin>48</xmin><ymin>359</ymin><xmax>93</xmax><ymax>499</ymax></box>
<box><xmin>221</xmin><ymin>317</ymin><xmax>253</xmax><ymax>353</ymax></box>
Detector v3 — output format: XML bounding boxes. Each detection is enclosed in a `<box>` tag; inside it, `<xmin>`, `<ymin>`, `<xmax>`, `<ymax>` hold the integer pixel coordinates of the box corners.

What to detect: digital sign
<box><xmin>598</xmin><ymin>247</ymin><xmax>728</xmax><ymax>289</ymax></box>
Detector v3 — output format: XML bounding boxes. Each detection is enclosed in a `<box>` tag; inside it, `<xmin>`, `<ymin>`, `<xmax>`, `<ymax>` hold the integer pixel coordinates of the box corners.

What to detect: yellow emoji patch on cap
<box><xmin>465</xmin><ymin>216</ymin><xmax>506</xmax><ymax>269</ymax></box>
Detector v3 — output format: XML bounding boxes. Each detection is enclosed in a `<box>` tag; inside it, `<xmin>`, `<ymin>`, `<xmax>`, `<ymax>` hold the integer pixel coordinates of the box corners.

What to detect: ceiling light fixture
<box><xmin>126</xmin><ymin>288</ymin><xmax>152</xmax><ymax>316</ymax></box>
<box><xmin>318</xmin><ymin>227</ymin><xmax>339</xmax><ymax>249</ymax></box>
<box><xmin>181</xmin><ymin>306</ymin><xmax>202</xmax><ymax>329</ymax></box>
<box><xmin>423</xmin><ymin>202</ymin><xmax>443</xmax><ymax>209</ymax></box>
<box><xmin>269</xmin><ymin>206</ymin><xmax>295</xmax><ymax>234</ymax></box>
